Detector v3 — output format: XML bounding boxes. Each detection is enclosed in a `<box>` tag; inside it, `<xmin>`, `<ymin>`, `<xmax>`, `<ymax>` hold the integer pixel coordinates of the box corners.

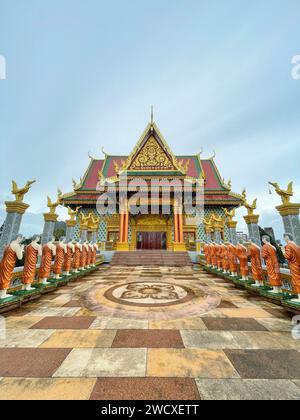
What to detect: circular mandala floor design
<box><xmin>104</xmin><ymin>282</ymin><xmax>194</xmax><ymax>307</ymax></box>
<box><xmin>82</xmin><ymin>279</ymin><xmax>221</xmax><ymax>320</ymax></box>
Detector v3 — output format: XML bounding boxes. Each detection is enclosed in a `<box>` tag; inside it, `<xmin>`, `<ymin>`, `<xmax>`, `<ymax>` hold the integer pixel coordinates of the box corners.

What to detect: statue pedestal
<box><xmin>0</xmin><ymin>201</ymin><xmax>29</xmax><ymax>259</ymax></box>
<box><xmin>276</xmin><ymin>204</ymin><xmax>300</xmax><ymax>245</ymax></box>
<box><xmin>116</xmin><ymin>242</ymin><xmax>129</xmax><ymax>251</ymax></box>
<box><xmin>66</xmin><ymin>220</ymin><xmax>77</xmax><ymax>242</ymax></box>
<box><xmin>41</xmin><ymin>213</ymin><xmax>58</xmax><ymax>244</ymax></box>
<box><xmin>244</xmin><ymin>215</ymin><xmax>261</xmax><ymax>246</ymax></box>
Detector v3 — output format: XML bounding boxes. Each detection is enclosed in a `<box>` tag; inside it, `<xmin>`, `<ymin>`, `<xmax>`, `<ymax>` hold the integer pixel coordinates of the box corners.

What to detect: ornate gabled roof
<box><xmin>60</xmin><ymin>120</ymin><xmax>243</xmax><ymax>207</ymax></box>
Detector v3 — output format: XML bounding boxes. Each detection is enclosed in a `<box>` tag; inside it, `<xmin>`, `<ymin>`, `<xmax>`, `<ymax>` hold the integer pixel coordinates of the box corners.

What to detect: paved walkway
<box><xmin>0</xmin><ymin>266</ymin><xmax>300</xmax><ymax>400</ymax></box>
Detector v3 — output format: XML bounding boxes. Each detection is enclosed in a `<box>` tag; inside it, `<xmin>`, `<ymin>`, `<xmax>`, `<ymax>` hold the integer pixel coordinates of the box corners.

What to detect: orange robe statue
<box><xmin>0</xmin><ymin>246</ymin><xmax>17</xmax><ymax>290</ymax></box>
<box><xmin>285</xmin><ymin>241</ymin><xmax>300</xmax><ymax>294</ymax></box>
<box><xmin>92</xmin><ymin>245</ymin><xmax>97</xmax><ymax>265</ymax></box>
<box><xmin>248</xmin><ymin>243</ymin><xmax>263</xmax><ymax>283</ymax></box>
<box><xmin>203</xmin><ymin>244</ymin><xmax>209</xmax><ymax>265</ymax></box>
<box><xmin>228</xmin><ymin>243</ymin><xmax>238</xmax><ymax>275</ymax></box>
<box><xmin>22</xmin><ymin>244</ymin><xmax>38</xmax><ymax>285</ymax></box>
<box><xmin>262</xmin><ymin>243</ymin><xmax>281</xmax><ymax>287</ymax></box>
<box><xmin>73</xmin><ymin>243</ymin><xmax>81</xmax><ymax>272</ymax></box>
<box><xmin>235</xmin><ymin>244</ymin><xmax>249</xmax><ymax>278</ymax></box>
<box><xmin>80</xmin><ymin>244</ymin><xmax>87</xmax><ymax>269</ymax></box>
<box><xmin>211</xmin><ymin>244</ymin><xmax>218</xmax><ymax>267</ymax></box>
<box><xmin>39</xmin><ymin>244</ymin><xmax>53</xmax><ymax>280</ymax></box>
<box><xmin>216</xmin><ymin>244</ymin><xmax>223</xmax><ymax>270</ymax></box>
<box><xmin>54</xmin><ymin>244</ymin><xmax>65</xmax><ymax>276</ymax></box>
<box><xmin>63</xmin><ymin>245</ymin><xmax>73</xmax><ymax>274</ymax></box>
<box><xmin>221</xmin><ymin>244</ymin><xmax>230</xmax><ymax>272</ymax></box>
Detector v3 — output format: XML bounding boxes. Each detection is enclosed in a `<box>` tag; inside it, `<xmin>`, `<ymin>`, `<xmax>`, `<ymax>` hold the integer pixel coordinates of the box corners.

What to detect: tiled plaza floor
<box><xmin>1</xmin><ymin>265</ymin><xmax>300</xmax><ymax>400</ymax></box>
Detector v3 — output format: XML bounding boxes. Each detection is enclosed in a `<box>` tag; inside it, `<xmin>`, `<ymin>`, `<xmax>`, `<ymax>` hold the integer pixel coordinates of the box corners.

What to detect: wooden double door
<box><xmin>136</xmin><ymin>232</ymin><xmax>167</xmax><ymax>250</ymax></box>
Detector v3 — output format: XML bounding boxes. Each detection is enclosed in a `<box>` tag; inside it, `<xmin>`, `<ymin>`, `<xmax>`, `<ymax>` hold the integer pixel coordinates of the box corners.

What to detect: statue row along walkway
<box><xmin>0</xmin><ymin>234</ymin><xmax>103</xmax><ymax>313</ymax></box>
<box><xmin>201</xmin><ymin>234</ymin><xmax>300</xmax><ymax>314</ymax></box>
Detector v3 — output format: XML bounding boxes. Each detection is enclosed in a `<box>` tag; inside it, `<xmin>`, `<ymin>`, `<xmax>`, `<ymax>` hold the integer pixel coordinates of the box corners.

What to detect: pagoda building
<box><xmin>61</xmin><ymin>119</ymin><xmax>243</xmax><ymax>251</ymax></box>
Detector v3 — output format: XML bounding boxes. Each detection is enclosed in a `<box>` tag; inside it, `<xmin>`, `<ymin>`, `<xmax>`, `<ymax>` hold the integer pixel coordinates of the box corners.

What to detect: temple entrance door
<box><xmin>137</xmin><ymin>232</ymin><xmax>167</xmax><ymax>250</ymax></box>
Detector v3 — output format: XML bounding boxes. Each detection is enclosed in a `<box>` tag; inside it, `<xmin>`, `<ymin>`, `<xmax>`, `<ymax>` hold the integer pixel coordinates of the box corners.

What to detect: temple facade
<box><xmin>61</xmin><ymin>120</ymin><xmax>243</xmax><ymax>251</ymax></box>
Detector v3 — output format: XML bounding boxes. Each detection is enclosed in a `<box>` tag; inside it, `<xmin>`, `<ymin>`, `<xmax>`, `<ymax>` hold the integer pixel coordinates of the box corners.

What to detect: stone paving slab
<box><xmin>196</xmin><ymin>379</ymin><xmax>300</xmax><ymax>400</ymax></box>
<box><xmin>0</xmin><ymin>265</ymin><xmax>298</xmax><ymax>400</ymax></box>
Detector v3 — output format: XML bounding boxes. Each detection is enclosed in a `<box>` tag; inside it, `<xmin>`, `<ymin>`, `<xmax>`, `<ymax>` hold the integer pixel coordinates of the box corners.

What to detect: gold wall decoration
<box><xmin>129</xmin><ymin>136</ymin><xmax>175</xmax><ymax>171</ymax></box>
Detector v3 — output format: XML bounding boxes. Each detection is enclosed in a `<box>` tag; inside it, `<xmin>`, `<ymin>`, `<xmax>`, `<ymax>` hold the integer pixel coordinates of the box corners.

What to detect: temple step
<box><xmin>110</xmin><ymin>251</ymin><xmax>193</xmax><ymax>267</ymax></box>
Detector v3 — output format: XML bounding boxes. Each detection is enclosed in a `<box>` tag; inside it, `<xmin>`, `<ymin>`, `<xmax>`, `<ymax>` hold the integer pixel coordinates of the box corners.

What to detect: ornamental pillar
<box><xmin>66</xmin><ymin>219</ymin><xmax>77</xmax><ymax>242</ymax></box>
<box><xmin>244</xmin><ymin>214</ymin><xmax>261</xmax><ymax>246</ymax></box>
<box><xmin>173</xmin><ymin>204</ymin><xmax>186</xmax><ymax>251</ymax></box>
<box><xmin>0</xmin><ymin>201</ymin><xmax>29</xmax><ymax>259</ymax></box>
<box><xmin>226</xmin><ymin>220</ymin><xmax>238</xmax><ymax>245</ymax></box>
<box><xmin>42</xmin><ymin>212</ymin><xmax>58</xmax><ymax>244</ymax></box>
<box><xmin>117</xmin><ymin>201</ymin><xmax>129</xmax><ymax>251</ymax></box>
<box><xmin>276</xmin><ymin>204</ymin><xmax>300</xmax><ymax>245</ymax></box>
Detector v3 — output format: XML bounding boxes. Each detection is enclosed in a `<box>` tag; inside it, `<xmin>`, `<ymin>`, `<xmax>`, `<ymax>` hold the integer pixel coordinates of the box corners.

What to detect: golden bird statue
<box><xmin>11</xmin><ymin>180</ymin><xmax>36</xmax><ymax>203</ymax></box>
<box><xmin>269</xmin><ymin>182</ymin><xmax>294</xmax><ymax>205</ymax></box>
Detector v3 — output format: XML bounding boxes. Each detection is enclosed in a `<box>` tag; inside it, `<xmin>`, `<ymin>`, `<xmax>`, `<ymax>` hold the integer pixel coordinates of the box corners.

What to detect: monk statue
<box><xmin>221</xmin><ymin>243</ymin><xmax>230</xmax><ymax>274</ymax></box>
<box><xmin>228</xmin><ymin>242</ymin><xmax>238</xmax><ymax>277</ymax></box>
<box><xmin>246</xmin><ymin>241</ymin><xmax>264</xmax><ymax>287</ymax></box>
<box><xmin>269</xmin><ymin>182</ymin><xmax>294</xmax><ymax>205</ymax></box>
<box><xmin>203</xmin><ymin>242</ymin><xmax>210</xmax><ymax>267</ymax></box>
<box><xmin>79</xmin><ymin>239</ymin><xmax>88</xmax><ymax>270</ymax></box>
<box><xmin>72</xmin><ymin>241</ymin><xmax>82</xmax><ymax>273</ymax></box>
<box><xmin>0</xmin><ymin>235</ymin><xmax>24</xmax><ymax>299</ymax></box>
<box><xmin>210</xmin><ymin>242</ymin><xmax>218</xmax><ymax>269</ymax></box>
<box><xmin>235</xmin><ymin>241</ymin><xmax>249</xmax><ymax>280</ymax></box>
<box><xmin>53</xmin><ymin>237</ymin><xmax>67</xmax><ymax>279</ymax></box>
<box><xmin>11</xmin><ymin>180</ymin><xmax>36</xmax><ymax>203</ymax></box>
<box><xmin>39</xmin><ymin>236</ymin><xmax>56</xmax><ymax>285</ymax></box>
<box><xmin>92</xmin><ymin>241</ymin><xmax>99</xmax><ymax>266</ymax></box>
<box><xmin>67</xmin><ymin>206</ymin><xmax>82</xmax><ymax>222</ymax></box>
<box><xmin>261</xmin><ymin>236</ymin><xmax>282</xmax><ymax>293</ymax></box>
<box><xmin>86</xmin><ymin>242</ymin><xmax>93</xmax><ymax>268</ymax></box>
<box><xmin>283</xmin><ymin>233</ymin><xmax>300</xmax><ymax>302</ymax></box>
<box><xmin>22</xmin><ymin>235</ymin><xmax>42</xmax><ymax>291</ymax></box>
<box><xmin>63</xmin><ymin>240</ymin><xmax>75</xmax><ymax>276</ymax></box>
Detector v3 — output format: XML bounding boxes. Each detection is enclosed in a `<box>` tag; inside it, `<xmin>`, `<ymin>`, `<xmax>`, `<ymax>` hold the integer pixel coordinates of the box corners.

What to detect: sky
<box><xmin>0</xmin><ymin>0</ymin><xmax>299</xmax><ymax>239</ymax></box>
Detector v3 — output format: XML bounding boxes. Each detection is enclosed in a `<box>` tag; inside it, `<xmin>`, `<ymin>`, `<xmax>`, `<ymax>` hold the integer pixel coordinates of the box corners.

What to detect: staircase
<box><xmin>111</xmin><ymin>250</ymin><xmax>193</xmax><ymax>267</ymax></box>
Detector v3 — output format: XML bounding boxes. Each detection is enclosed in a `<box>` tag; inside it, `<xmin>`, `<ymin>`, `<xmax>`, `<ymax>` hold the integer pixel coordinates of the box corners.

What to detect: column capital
<box><xmin>43</xmin><ymin>212</ymin><xmax>58</xmax><ymax>222</ymax></box>
<box><xmin>276</xmin><ymin>203</ymin><xmax>300</xmax><ymax>217</ymax></box>
<box><xmin>5</xmin><ymin>201</ymin><xmax>29</xmax><ymax>214</ymax></box>
<box><xmin>244</xmin><ymin>214</ymin><xmax>260</xmax><ymax>225</ymax></box>
<box><xmin>226</xmin><ymin>220</ymin><xmax>238</xmax><ymax>229</ymax></box>
<box><xmin>66</xmin><ymin>219</ymin><xmax>77</xmax><ymax>228</ymax></box>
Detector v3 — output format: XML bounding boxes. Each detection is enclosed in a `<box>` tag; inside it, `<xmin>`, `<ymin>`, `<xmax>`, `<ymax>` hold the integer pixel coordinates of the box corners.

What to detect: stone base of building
<box><xmin>116</xmin><ymin>242</ymin><xmax>130</xmax><ymax>251</ymax></box>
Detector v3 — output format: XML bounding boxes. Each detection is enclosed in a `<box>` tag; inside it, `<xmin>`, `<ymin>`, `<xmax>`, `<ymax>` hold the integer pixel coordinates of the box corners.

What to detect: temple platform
<box><xmin>111</xmin><ymin>250</ymin><xmax>193</xmax><ymax>267</ymax></box>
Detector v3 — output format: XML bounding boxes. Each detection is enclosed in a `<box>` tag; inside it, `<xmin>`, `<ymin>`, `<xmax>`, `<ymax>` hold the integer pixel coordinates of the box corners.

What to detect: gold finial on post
<box><xmin>269</xmin><ymin>182</ymin><xmax>294</xmax><ymax>205</ymax></box>
<box><xmin>11</xmin><ymin>180</ymin><xmax>36</xmax><ymax>203</ymax></box>
<box><xmin>67</xmin><ymin>206</ymin><xmax>82</xmax><ymax>222</ymax></box>
<box><xmin>222</xmin><ymin>207</ymin><xmax>236</xmax><ymax>222</ymax></box>
<box><xmin>241</xmin><ymin>189</ymin><xmax>258</xmax><ymax>216</ymax></box>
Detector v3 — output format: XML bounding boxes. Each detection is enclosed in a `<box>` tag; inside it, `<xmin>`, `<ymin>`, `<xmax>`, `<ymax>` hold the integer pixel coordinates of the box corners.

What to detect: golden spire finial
<box><xmin>269</xmin><ymin>182</ymin><xmax>294</xmax><ymax>205</ymax></box>
<box><xmin>11</xmin><ymin>180</ymin><xmax>36</xmax><ymax>203</ymax></box>
<box><xmin>150</xmin><ymin>105</ymin><xmax>154</xmax><ymax>124</ymax></box>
